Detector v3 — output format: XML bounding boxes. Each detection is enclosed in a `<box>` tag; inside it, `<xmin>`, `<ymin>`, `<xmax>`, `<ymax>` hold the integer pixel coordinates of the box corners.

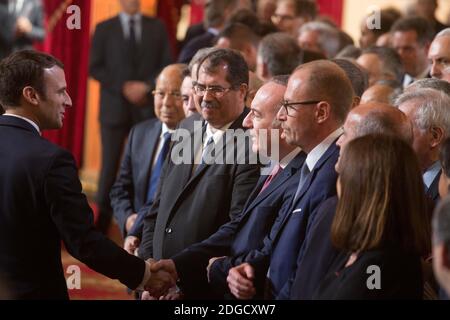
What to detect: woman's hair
<box><xmin>439</xmin><ymin>137</ymin><xmax>450</xmax><ymax>179</ymax></box>
<box><xmin>332</xmin><ymin>134</ymin><xmax>431</xmax><ymax>256</ymax></box>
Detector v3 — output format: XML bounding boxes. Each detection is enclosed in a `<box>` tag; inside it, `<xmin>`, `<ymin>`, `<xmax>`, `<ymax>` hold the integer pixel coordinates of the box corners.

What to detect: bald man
<box><xmin>286</xmin><ymin>102</ymin><xmax>413</xmax><ymax>300</ymax></box>
<box><xmin>361</xmin><ymin>82</ymin><xmax>402</xmax><ymax>105</ymax></box>
<box><xmin>111</xmin><ymin>64</ymin><xmax>186</xmax><ymax>255</ymax></box>
<box><xmin>228</xmin><ymin>60</ymin><xmax>354</xmax><ymax>300</ymax></box>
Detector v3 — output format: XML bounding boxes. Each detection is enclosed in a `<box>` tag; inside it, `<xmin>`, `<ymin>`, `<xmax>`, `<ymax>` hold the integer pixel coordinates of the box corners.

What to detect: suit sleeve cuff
<box><xmin>135</xmin><ymin>261</ymin><xmax>152</xmax><ymax>291</ymax></box>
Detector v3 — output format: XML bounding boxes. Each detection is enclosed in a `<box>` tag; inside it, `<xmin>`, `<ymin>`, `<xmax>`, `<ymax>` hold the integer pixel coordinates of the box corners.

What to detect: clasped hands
<box><xmin>142</xmin><ymin>259</ymin><xmax>181</xmax><ymax>299</ymax></box>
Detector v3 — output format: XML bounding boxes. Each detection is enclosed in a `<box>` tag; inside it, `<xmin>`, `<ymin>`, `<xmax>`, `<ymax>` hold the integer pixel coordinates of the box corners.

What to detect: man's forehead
<box><xmin>43</xmin><ymin>66</ymin><xmax>66</xmax><ymax>86</ymax></box>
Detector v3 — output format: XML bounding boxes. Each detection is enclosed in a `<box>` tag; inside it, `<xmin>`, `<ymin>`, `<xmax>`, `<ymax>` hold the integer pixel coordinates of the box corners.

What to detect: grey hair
<box><xmin>299</xmin><ymin>21</ymin><xmax>340</xmax><ymax>58</ymax></box>
<box><xmin>433</xmin><ymin>195</ymin><xmax>450</xmax><ymax>252</ymax></box>
<box><xmin>189</xmin><ymin>47</ymin><xmax>217</xmax><ymax>75</ymax></box>
<box><xmin>406</xmin><ymin>78</ymin><xmax>450</xmax><ymax>97</ymax></box>
<box><xmin>395</xmin><ymin>88</ymin><xmax>450</xmax><ymax>137</ymax></box>
<box><xmin>436</xmin><ymin>27</ymin><xmax>450</xmax><ymax>39</ymax></box>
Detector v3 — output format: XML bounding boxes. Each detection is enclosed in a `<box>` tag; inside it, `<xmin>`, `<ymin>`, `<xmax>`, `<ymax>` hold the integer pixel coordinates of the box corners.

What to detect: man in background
<box><xmin>89</xmin><ymin>0</ymin><xmax>172</xmax><ymax>234</ymax></box>
<box><xmin>0</xmin><ymin>0</ymin><xmax>45</xmax><ymax>60</ymax></box>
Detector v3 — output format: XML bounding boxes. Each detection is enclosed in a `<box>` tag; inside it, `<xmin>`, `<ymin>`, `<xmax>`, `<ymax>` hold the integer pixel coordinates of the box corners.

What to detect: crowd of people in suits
<box><xmin>3</xmin><ymin>0</ymin><xmax>450</xmax><ymax>300</ymax></box>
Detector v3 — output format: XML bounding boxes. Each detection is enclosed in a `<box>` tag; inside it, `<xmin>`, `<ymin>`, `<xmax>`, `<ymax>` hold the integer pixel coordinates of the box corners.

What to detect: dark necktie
<box><xmin>201</xmin><ymin>136</ymin><xmax>215</xmax><ymax>165</ymax></box>
<box><xmin>146</xmin><ymin>132</ymin><xmax>171</xmax><ymax>203</ymax></box>
<box><xmin>293</xmin><ymin>162</ymin><xmax>310</xmax><ymax>201</ymax></box>
<box><xmin>128</xmin><ymin>17</ymin><xmax>138</xmax><ymax>76</ymax></box>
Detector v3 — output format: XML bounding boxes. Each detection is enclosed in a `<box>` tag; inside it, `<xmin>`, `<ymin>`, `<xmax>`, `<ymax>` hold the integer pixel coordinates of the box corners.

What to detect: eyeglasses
<box><xmin>193</xmin><ymin>83</ymin><xmax>235</xmax><ymax>98</ymax></box>
<box><xmin>152</xmin><ymin>90</ymin><xmax>182</xmax><ymax>99</ymax></box>
<box><xmin>271</xmin><ymin>13</ymin><xmax>296</xmax><ymax>23</ymax></box>
<box><xmin>280</xmin><ymin>100</ymin><xmax>321</xmax><ymax>116</ymax></box>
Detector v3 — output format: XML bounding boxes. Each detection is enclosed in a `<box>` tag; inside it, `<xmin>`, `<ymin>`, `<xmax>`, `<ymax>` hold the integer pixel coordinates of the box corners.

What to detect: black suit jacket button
<box><xmin>165</xmin><ymin>228</ymin><xmax>172</xmax><ymax>234</ymax></box>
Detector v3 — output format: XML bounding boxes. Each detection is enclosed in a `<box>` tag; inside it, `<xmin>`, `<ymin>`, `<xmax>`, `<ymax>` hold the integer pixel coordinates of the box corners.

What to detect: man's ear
<box><xmin>316</xmin><ymin>101</ymin><xmax>331</xmax><ymax>124</ymax></box>
<box><xmin>430</xmin><ymin>126</ymin><xmax>445</xmax><ymax>148</ymax></box>
<box><xmin>22</xmin><ymin>86</ymin><xmax>40</xmax><ymax>106</ymax></box>
<box><xmin>238</xmin><ymin>83</ymin><xmax>248</xmax><ymax>101</ymax></box>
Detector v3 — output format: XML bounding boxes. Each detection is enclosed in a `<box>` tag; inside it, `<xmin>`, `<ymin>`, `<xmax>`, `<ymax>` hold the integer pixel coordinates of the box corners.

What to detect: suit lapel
<box><xmin>275</xmin><ymin>142</ymin><xmax>339</xmax><ymax>239</ymax></box>
<box><xmin>113</xmin><ymin>16</ymin><xmax>128</xmax><ymax>59</ymax></box>
<box><xmin>244</xmin><ymin>152</ymin><xmax>305</xmax><ymax>214</ymax></box>
<box><xmin>184</xmin><ymin>109</ymin><xmax>250</xmax><ymax>186</ymax></box>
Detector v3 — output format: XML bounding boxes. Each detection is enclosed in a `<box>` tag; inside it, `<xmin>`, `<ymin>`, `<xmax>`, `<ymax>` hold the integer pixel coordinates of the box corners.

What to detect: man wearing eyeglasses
<box><xmin>139</xmin><ymin>48</ymin><xmax>261</xmax><ymax>299</ymax></box>
<box><xmin>110</xmin><ymin>64</ymin><xmax>186</xmax><ymax>260</ymax></box>
<box><xmin>271</xmin><ymin>0</ymin><xmax>317</xmax><ymax>37</ymax></box>
<box><xmin>226</xmin><ymin>60</ymin><xmax>354</xmax><ymax>300</ymax></box>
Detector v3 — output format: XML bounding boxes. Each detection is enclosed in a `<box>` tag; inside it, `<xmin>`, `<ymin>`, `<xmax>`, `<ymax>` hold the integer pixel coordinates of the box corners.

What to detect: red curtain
<box><xmin>317</xmin><ymin>0</ymin><xmax>343</xmax><ymax>27</ymax></box>
<box><xmin>36</xmin><ymin>0</ymin><xmax>91</xmax><ymax>167</ymax></box>
<box><xmin>157</xmin><ymin>0</ymin><xmax>184</xmax><ymax>59</ymax></box>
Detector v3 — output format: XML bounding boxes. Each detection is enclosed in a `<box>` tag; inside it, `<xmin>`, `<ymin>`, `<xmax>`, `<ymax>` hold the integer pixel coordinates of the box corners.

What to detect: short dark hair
<box><xmin>218</xmin><ymin>23</ymin><xmax>260</xmax><ymax>49</ymax></box>
<box><xmin>332</xmin><ymin>58</ymin><xmax>368</xmax><ymax>97</ymax></box>
<box><xmin>204</xmin><ymin>0</ymin><xmax>239</xmax><ymax>28</ymax></box>
<box><xmin>270</xmin><ymin>74</ymin><xmax>290</xmax><ymax>86</ymax></box>
<box><xmin>391</xmin><ymin>16</ymin><xmax>435</xmax><ymax>45</ymax></box>
<box><xmin>0</xmin><ymin>50</ymin><xmax>64</xmax><ymax>108</ymax></box>
<box><xmin>362</xmin><ymin>46</ymin><xmax>404</xmax><ymax>83</ymax></box>
<box><xmin>196</xmin><ymin>48</ymin><xmax>249</xmax><ymax>87</ymax></box>
<box><xmin>228</xmin><ymin>9</ymin><xmax>262</xmax><ymax>36</ymax></box>
<box><xmin>258</xmin><ymin>32</ymin><xmax>302</xmax><ymax>77</ymax></box>
<box><xmin>290</xmin><ymin>0</ymin><xmax>317</xmax><ymax>19</ymax></box>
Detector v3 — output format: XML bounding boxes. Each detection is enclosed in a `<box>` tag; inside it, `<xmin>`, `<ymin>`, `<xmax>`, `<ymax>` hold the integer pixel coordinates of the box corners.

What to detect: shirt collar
<box><xmin>305</xmin><ymin>127</ymin><xmax>342</xmax><ymax>171</ymax></box>
<box><xmin>161</xmin><ymin>123</ymin><xmax>175</xmax><ymax>138</ymax></box>
<box><xmin>3</xmin><ymin>113</ymin><xmax>41</xmax><ymax>135</ymax></box>
<box><xmin>423</xmin><ymin>160</ymin><xmax>441</xmax><ymax>189</ymax></box>
<box><xmin>279</xmin><ymin>147</ymin><xmax>302</xmax><ymax>169</ymax></box>
<box><xmin>119</xmin><ymin>12</ymin><xmax>142</xmax><ymax>23</ymax></box>
<box><xmin>205</xmin><ymin>121</ymin><xmax>233</xmax><ymax>145</ymax></box>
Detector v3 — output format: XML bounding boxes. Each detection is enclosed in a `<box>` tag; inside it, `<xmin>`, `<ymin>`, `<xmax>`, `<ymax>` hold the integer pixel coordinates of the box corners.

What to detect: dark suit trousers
<box><xmin>97</xmin><ymin>125</ymin><xmax>130</xmax><ymax>232</ymax></box>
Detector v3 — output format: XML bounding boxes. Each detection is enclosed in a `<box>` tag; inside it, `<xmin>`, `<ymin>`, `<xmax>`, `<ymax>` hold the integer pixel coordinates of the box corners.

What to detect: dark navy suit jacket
<box><xmin>281</xmin><ymin>196</ymin><xmax>346</xmax><ymax>299</ymax></box>
<box><xmin>171</xmin><ymin>152</ymin><xmax>306</xmax><ymax>298</ymax></box>
<box><xmin>233</xmin><ymin>141</ymin><xmax>340</xmax><ymax>299</ymax></box>
<box><xmin>110</xmin><ymin>118</ymin><xmax>162</xmax><ymax>237</ymax></box>
<box><xmin>0</xmin><ymin>116</ymin><xmax>145</xmax><ymax>299</ymax></box>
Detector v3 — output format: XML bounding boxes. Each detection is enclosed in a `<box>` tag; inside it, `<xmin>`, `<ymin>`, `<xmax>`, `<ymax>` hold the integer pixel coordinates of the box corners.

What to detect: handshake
<box><xmin>142</xmin><ymin>259</ymin><xmax>181</xmax><ymax>299</ymax></box>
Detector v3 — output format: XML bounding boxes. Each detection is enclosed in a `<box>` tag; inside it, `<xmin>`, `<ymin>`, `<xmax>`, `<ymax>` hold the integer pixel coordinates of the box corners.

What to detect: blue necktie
<box><xmin>146</xmin><ymin>132</ymin><xmax>171</xmax><ymax>203</ymax></box>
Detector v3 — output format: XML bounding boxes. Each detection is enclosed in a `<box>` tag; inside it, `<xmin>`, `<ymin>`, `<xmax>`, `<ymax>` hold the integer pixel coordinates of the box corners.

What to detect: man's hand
<box><xmin>151</xmin><ymin>259</ymin><xmax>179</xmax><ymax>281</ymax></box>
<box><xmin>122</xmin><ymin>81</ymin><xmax>150</xmax><ymax>106</ymax></box>
<box><xmin>15</xmin><ymin>17</ymin><xmax>32</xmax><ymax>35</ymax></box>
<box><xmin>125</xmin><ymin>213</ymin><xmax>137</xmax><ymax>233</ymax></box>
<box><xmin>206</xmin><ymin>256</ymin><xmax>226</xmax><ymax>283</ymax></box>
<box><xmin>159</xmin><ymin>286</ymin><xmax>183</xmax><ymax>300</ymax></box>
<box><xmin>144</xmin><ymin>259</ymin><xmax>176</xmax><ymax>298</ymax></box>
<box><xmin>124</xmin><ymin>236</ymin><xmax>140</xmax><ymax>255</ymax></box>
<box><xmin>227</xmin><ymin>263</ymin><xmax>256</xmax><ymax>300</ymax></box>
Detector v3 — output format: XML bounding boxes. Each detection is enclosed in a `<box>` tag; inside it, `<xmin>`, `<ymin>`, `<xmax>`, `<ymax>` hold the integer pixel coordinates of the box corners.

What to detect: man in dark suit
<box><xmin>89</xmin><ymin>0</ymin><xmax>172</xmax><ymax>234</ymax></box>
<box><xmin>0</xmin><ymin>50</ymin><xmax>174</xmax><ymax>299</ymax></box>
<box><xmin>0</xmin><ymin>0</ymin><xmax>45</xmax><ymax>60</ymax></box>
<box><xmin>178</xmin><ymin>0</ymin><xmax>240</xmax><ymax>64</ymax></box>
<box><xmin>139</xmin><ymin>48</ymin><xmax>261</xmax><ymax>297</ymax></box>
<box><xmin>148</xmin><ymin>76</ymin><xmax>305</xmax><ymax>299</ymax></box>
<box><xmin>110</xmin><ymin>64</ymin><xmax>186</xmax><ymax>255</ymax></box>
<box><xmin>285</xmin><ymin>102</ymin><xmax>414</xmax><ymax>300</ymax></box>
<box><xmin>226</xmin><ymin>60</ymin><xmax>354</xmax><ymax>300</ymax></box>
